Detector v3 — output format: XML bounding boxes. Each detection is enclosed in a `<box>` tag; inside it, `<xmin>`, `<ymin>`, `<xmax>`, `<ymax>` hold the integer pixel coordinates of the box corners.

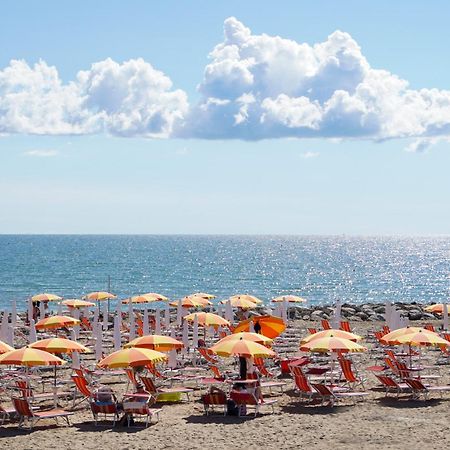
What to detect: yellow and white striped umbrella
<box><xmin>29</xmin><ymin>337</ymin><xmax>91</xmax><ymax>354</ymax></box>
<box><xmin>301</xmin><ymin>329</ymin><xmax>363</xmax><ymax>344</ymax></box>
<box><xmin>31</xmin><ymin>293</ymin><xmax>62</xmax><ymax>303</ymax></box>
<box><xmin>300</xmin><ymin>335</ymin><xmax>367</xmax><ymax>353</ymax></box>
<box><xmin>229</xmin><ymin>294</ymin><xmax>263</xmax><ymax>305</ymax></box>
<box><xmin>272</xmin><ymin>295</ymin><xmax>307</xmax><ymax>303</ymax></box>
<box><xmin>0</xmin><ymin>340</ymin><xmax>14</xmax><ymax>354</ymax></box>
<box><xmin>35</xmin><ymin>315</ymin><xmax>80</xmax><ymax>330</ymax></box>
<box><xmin>97</xmin><ymin>348</ymin><xmax>167</xmax><ymax>369</ymax></box>
<box><xmin>62</xmin><ymin>299</ymin><xmax>96</xmax><ymax>309</ymax></box>
<box><xmin>125</xmin><ymin>335</ymin><xmax>184</xmax><ymax>352</ymax></box>
<box><xmin>122</xmin><ymin>293</ymin><xmax>169</xmax><ymax>304</ymax></box>
<box><xmin>184</xmin><ymin>312</ymin><xmax>230</xmax><ymax>328</ymax></box>
<box><xmin>209</xmin><ymin>337</ymin><xmax>276</xmax><ymax>358</ymax></box>
<box><xmin>216</xmin><ymin>332</ymin><xmax>272</xmax><ymax>346</ymax></box>
<box><xmin>84</xmin><ymin>291</ymin><xmax>116</xmax><ymax>301</ymax></box>
<box><xmin>0</xmin><ymin>347</ymin><xmax>66</xmax><ymax>367</ymax></box>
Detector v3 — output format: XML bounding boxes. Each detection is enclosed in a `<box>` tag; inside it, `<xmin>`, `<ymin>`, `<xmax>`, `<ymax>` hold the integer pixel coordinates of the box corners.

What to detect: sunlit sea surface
<box><xmin>0</xmin><ymin>235</ymin><xmax>448</xmax><ymax>311</ymax></box>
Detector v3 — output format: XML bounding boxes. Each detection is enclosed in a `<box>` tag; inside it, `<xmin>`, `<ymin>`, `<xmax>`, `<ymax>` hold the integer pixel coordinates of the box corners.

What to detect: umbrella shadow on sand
<box><xmin>281</xmin><ymin>402</ymin><xmax>351</xmax><ymax>416</ymax></box>
<box><xmin>74</xmin><ymin>420</ymin><xmax>158</xmax><ymax>433</ymax></box>
<box><xmin>377</xmin><ymin>397</ymin><xmax>442</xmax><ymax>409</ymax></box>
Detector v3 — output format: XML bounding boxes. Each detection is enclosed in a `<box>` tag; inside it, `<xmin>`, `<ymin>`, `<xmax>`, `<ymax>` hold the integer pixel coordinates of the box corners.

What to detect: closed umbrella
<box><xmin>155</xmin><ymin>309</ymin><xmax>161</xmax><ymax>334</ymax></box>
<box><xmin>143</xmin><ymin>308</ymin><xmax>150</xmax><ymax>335</ymax></box>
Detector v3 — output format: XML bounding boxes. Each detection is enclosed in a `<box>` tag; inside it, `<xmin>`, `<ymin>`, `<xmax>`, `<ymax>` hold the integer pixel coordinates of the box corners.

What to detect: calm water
<box><xmin>0</xmin><ymin>235</ymin><xmax>448</xmax><ymax>311</ymax></box>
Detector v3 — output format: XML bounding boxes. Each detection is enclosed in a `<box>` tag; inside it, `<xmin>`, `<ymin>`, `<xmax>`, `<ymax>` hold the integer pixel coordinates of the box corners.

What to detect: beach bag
<box><xmin>226</xmin><ymin>399</ymin><xmax>239</xmax><ymax>416</ymax></box>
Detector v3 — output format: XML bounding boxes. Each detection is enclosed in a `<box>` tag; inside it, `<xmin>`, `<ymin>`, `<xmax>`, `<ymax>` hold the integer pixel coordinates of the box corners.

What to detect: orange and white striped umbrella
<box><xmin>62</xmin><ymin>299</ymin><xmax>95</xmax><ymax>309</ymax></box>
<box><xmin>122</xmin><ymin>293</ymin><xmax>169</xmax><ymax>304</ymax></box>
<box><xmin>217</xmin><ymin>332</ymin><xmax>272</xmax><ymax>345</ymax></box>
<box><xmin>229</xmin><ymin>294</ymin><xmax>263</xmax><ymax>305</ymax></box>
<box><xmin>35</xmin><ymin>315</ymin><xmax>80</xmax><ymax>330</ymax></box>
<box><xmin>84</xmin><ymin>291</ymin><xmax>116</xmax><ymax>301</ymax></box>
<box><xmin>300</xmin><ymin>335</ymin><xmax>367</xmax><ymax>353</ymax></box>
<box><xmin>272</xmin><ymin>295</ymin><xmax>307</xmax><ymax>303</ymax></box>
<box><xmin>424</xmin><ymin>304</ymin><xmax>447</xmax><ymax>314</ymax></box>
<box><xmin>222</xmin><ymin>297</ymin><xmax>258</xmax><ymax>309</ymax></box>
<box><xmin>233</xmin><ymin>315</ymin><xmax>286</xmax><ymax>339</ymax></box>
<box><xmin>301</xmin><ymin>329</ymin><xmax>363</xmax><ymax>344</ymax></box>
<box><xmin>124</xmin><ymin>335</ymin><xmax>184</xmax><ymax>352</ymax></box>
<box><xmin>31</xmin><ymin>293</ymin><xmax>62</xmax><ymax>303</ymax></box>
<box><xmin>191</xmin><ymin>292</ymin><xmax>216</xmax><ymax>300</ymax></box>
<box><xmin>0</xmin><ymin>347</ymin><xmax>66</xmax><ymax>367</ymax></box>
<box><xmin>29</xmin><ymin>337</ymin><xmax>91</xmax><ymax>354</ymax></box>
<box><xmin>97</xmin><ymin>348</ymin><xmax>167</xmax><ymax>369</ymax></box>
<box><xmin>209</xmin><ymin>338</ymin><xmax>276</xmax><ymax>358</ymax></box>
<box><xmin>184</xmin><ymin>312</ymin><xmax>230</xmax><ymax>328</ymax></box>
<box><xmin>169</xmin><ymin>296</ymin><xmax>211</xmax><ymax>308</ymax></box>
<box><xmin>0</xmin><ymin>340</ymin><xmax>14</xmax><ymax>354</ymax></box>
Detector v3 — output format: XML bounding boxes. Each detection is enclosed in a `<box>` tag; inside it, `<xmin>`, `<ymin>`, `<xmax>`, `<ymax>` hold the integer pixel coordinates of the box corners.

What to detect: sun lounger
<box><xmin>404</xmin><ymin>378</ymin><xmax>450</xmax><ymax>400</ymax></box>
<box><xmin>229</xmin><ymin>391</ymin><xmax>277</xmax><ymax>417</ymax></box>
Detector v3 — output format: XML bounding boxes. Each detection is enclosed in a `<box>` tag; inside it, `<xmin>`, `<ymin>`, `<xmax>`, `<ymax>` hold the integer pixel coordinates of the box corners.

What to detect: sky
<box><xmin>0</xmin><ymin>1</ymin><xmax>449</xmax><ymax>235</ymax></box>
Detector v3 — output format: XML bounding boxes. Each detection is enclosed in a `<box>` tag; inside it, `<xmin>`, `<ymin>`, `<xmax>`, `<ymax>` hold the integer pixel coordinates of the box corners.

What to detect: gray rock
<box><xmin>355</xmin><ymin>311</ymin><xmax>368</xmax><ymax>320</ymax></box>
<box><xmin>408</xmin><ymin>310</ymin><xmax>423</xmax><ymax>321</ymax></box>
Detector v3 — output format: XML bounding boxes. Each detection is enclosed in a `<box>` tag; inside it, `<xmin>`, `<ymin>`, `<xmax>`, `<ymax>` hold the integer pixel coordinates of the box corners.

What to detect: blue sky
<box><xmin>0</xmin><ymin>1</ymin><xmax>449</xmax><ymax>234</ymax></box>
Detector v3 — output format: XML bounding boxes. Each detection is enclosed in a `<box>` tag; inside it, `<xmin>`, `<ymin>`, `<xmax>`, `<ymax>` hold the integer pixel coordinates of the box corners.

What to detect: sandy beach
<box><xmin>2</xmin><ymin>319</ymin><xmax>450</xmax><ymax>450</ymax></box>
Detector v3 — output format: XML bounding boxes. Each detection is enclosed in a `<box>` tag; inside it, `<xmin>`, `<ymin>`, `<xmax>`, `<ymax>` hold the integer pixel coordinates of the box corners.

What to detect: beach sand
<box><xmin>1</xmin><ymin>320</ymin><xmax>450</xmax><ymax>450</ymax></box>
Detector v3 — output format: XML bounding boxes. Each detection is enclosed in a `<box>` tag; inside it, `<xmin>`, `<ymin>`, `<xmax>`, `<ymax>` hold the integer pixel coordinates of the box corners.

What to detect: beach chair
<box><xmin>125</xmin><ymin>368</ymin><xmax>139</xmax><ymax>391</ymax></box>
<box><xmin>382</xmin><ymin>325</ymin><xmax>390</xmax><ymax>335</ymax></box>
<box><xmin>290</xmin><ymin>366</ymin><xmax>319</xmax><ymax>402</ymax></box>
<box><xmin>403</xmin><ymin>378</ymin><xmax>450</xmax><ymax>401</ymax></box>
<box><xmin>12</xmin><ymin>397</ymin><xmax>73</xmax><ymax>430</ymax></box>
<box><xmin>89</xmin><ymin>398</ymin><xmax>120</xmax><ymax>427</ymax></box>
<box><xmin>139</xmin><ymin>376</ymin><xmax>193</xmax><ymax>402</ymax></box>
<box><xmin>375</xmin><ymin>375</ymin><xmax>411</xmax><ymax>398</ymax></box>
<box><xmin>201</xmin><ymin>391</ymin><xmax>228</xmax><ymax>415</ymax></box>
<box><xmin>71</xmin><ymin>374</ymin><xmax>95</xmax><ymax>408</ymax></box>
<box><xmin>340</xmin><ymin>321</ymin><xmax>352</xmax><ymax>333</ymax></box>
<box><xmin>307</xmin><ymin>328</ymin><xmax>318</xmax><ymax>335</ymax></box>
<box><xmin>80</xmin><ymin>317</ymin><xmax>93</xmax><ymax>332</ymax></box>
<box><xmin>311</xmin><ymin>383</ymin><xmax>368</xmax><ymax>406</ymax></box>
<box><xmin>12</xmin><ymin>379</ymin><xmax>64</xmax><ymax>404</ymax></box>
<box><xmin>338</xmin><ymin>356</ymin><xmax>365</xmax><ymax>389</ymax></box>
<box><xmin>321</xmin><ymin>319</ymin><xmax>331</xmax><ymax>330</ymax></box>
<box><xmin>229</xmin><ymin>391</ymin><xmax>277</xmax><ymax>417</ymax></box>
<box><xmin>0</xmin><ymin>402</ymin><xmax>16</xmax><ymax>424</ymax></box>
<box><xmin>198</xmin><ymin>348</ymin><xmax>219</xmax><ymax>365</ymax></box>
<box><xmin>424</xmin><ymin>324</ymin><xmax>436</xmax><ymax>333</ymax></box>
<box><xmin>122</xmin><ymin>395</ymin><xmax>162</xmax><ymax>427</ymax></box>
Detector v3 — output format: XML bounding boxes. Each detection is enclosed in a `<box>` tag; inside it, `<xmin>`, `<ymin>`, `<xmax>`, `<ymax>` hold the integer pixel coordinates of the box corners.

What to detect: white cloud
<box><xmin>24</xmin><ymin>149</ymin><xmax>59</xmax><ymax>157</ymax></box>
<box><xmin>1</xmin><ymin>18</ymin><xmax>450</xmax><ymax>144</ymax></box>
<box><xmin>0</xmin><ymin>58</ymin><xmax>188</xmax><ymax>137</ymax></box>
<box><xmin>300</xmin><ymin>151</ymin><xmax>319</xmax><ymax>159</ymax></box>
<box><xmin>181</xmin><ymin>17</ymin><xmax>450</xmax><ymax>142</ymax></box>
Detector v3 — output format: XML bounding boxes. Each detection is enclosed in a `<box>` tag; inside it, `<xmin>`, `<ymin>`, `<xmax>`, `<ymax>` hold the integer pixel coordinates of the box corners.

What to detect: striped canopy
<box><xmin>31</xmin><ymin>293</ymin><xmax>62</xmax><ymax>303</ymax></box>
<box><xmin>380</xmin><ymin>327</ymin><xmax>428</xmax><ymax>345</ymax></box>
<box><xmin>125</xmin><ymin>334</ymin><xmax>184</xmax><ymax>352</ymax></box>
<box><xmin>122</xmin><ymin>293</ymin><xmax>169</xmax><ymax>304</ymax></box>
<box><xmin>300</xmin><ymin>335</ymin><xmax>367</xmax><ymax>353</ymax></box>
<box><xmin>35</xmin><ymin>315</ymin><xmax>80</xmax><ymax>330</ymax></box>
<box><xmin>217</xmin><ymin>332</ymin><xmax>272</xmax><ymax>345</ymax></box>
<box><xmin>209</xmin><ymin>338</ymin><xmax>276</xmax><ymax>358</ymax></box>
<box><xmin>169</xmin><ymin>296</ymin><xmax>211</xmax><ymax>308</ymax></box>
<box><xmin>301</xmin><ymin>329</ymin><xmax>363</xmax><ymax>344</ymax></box>
<box><xmin>97</xmin><ymin>348</ymin><xmax>167</xmax><ymax>369</ymax></box>
<box><xmin>229</xmin><ymin>294</ymin><xmax>263</xmax><ymax>305</ymax></box>
<box><xmin>84</xmin><ymin>291</ymin><xmax>116</xmax><ymax>301</ymax></box>
<box><xmin>0</xmin><ymin>347</ymin><xmax>66</xmax><ymax>367</ymax></box>
<box><xmin>222</xmin><ymin>297</ymin><xmax>258</xmax><ymax>309</ymax></box>
<box><xmin>233</xmin><ymin>315</ymin><xmax>286</xmax><ymax>339</ymax></box>
<box><xmin>394</xmin><ymin>329</ymin><xmax>450</xmax><ymax>347</ymax></box>
<box><xmin>272</xmin><ymin>295</ymin><xmax>307</xmax><ymax>303</ymax></box>
<box><xmin>62</xmin><ymin>299</ymin><xmax>95</xmax><ymax>309</ymax></box>
<box><xmin>0</xmin><ymin>340</ymin><xmax>14</xmax><ymax>354</ymax></box>
<box><xmin>29</xmin><ymin>337</ymin><xmax>92</xmax><ymax>354</ymax></box>
<box><xmin>183</xmin><ymin>312</ymin><xmax>230</xmax><ymax>328</ymax></box>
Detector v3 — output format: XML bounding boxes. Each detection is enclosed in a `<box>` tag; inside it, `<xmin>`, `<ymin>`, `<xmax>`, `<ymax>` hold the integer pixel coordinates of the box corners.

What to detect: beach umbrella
<box><xmin>332</xmin><ymin>299</ymin><xmax>342</xmax><ymax>329</ymax></box>
<box><xmin>184</xmin><ymin>312</ymin><xmax>230</xmax><ymax>328</ymax></box>
<box><xmin>113</xmin><ymin>315</ymin><xmax>121</xmax><ymax>351</ymax></box>
<box><xmin>39</xmin><ymin>301</ymin><xmax>46</xmax><ymax>320</ymax></box>
<box><xmin>155</xmin><ymin>309</ymin><xmax>161</xmax><ymax>334</ymax></box>
<box><xmin>11</xmin><ymin>300</ymin><xmax>17</xmax><ymax>329</ymax></box>
<box><xmin>229</xmin><ymin>294</ymin><xmax>263</xmax><ymax>305</ymax></box>
<box><xmin>0</xmin><ymin>347</ymin><xmax>66</xmax><ymax>367</ymax></box>
<box><xmin>97</xmin><ymin>347</ymin><xmax>167</xmax><ymax>369</ymax></box>
<box><xmin>168</xmin><ymin>329</ymin><xmax>178</xmax><ymax>369</ymax></box>
<box><xmin>122</xmin><ymin>293</ymin><xmax>169</xmax><ymax>304</ymax></box>
<box><xmin>182</xmin><ymin>319</ymin><xmax>189</xmax><ymax>352</ymax></box>
<box><xmin>301</xmin><ymin>329</ymin><xmax>363</xmax><ymax>344</ymax></box>
<box><xmin>222</xmin><ymin>297</ymin><xmax>258</xmax><ymax>309</ymax></box>
<box><xmin>225</xmin><ymin>300</ymin><xmax>234</xmax><ymax>322</ymax></box>
<box><xmin>394</xmin><ymin>329</ymin><xmax>450</xmax><ymax>347</ymax></box>
<box><xmin>62</xmin><ymin>299</ymin><xmax>96</xmax><ymax>309</ymax></box>
<box><xmin>380</xmin><ymin>327</ymin><xmax>431</xmax><ymax>345</ymax></box>
<box><xmin>0</xmin><ymin>340</ymin><xmax>13</xmax><ymax>354</ymax></box>
<box><xmin>191</xmin><ymin>292</ymin><xmax>216</xmax><ymax>300</ymax></box>
<box><xmin>164</xmin><ymin>303</ymin><xmax>170</xmax><ymax>328</ymax></box>
<box><xmin>102</xmin><ymin>301</ymin><xmax>108</xmax><ymax>330</ymax></box>
<box><xmin>31</xmin><ymin>293</ymin><xmax>62</xmax><ymax>303</ymax></box>
<box><xmin>170</xmin><ymin>296</ymin><xmax>211</xmax><ymax>308</ymax></box>
<box><xmin>176</xmin><ymin>298</ymin><xmax>183</xmax><ymax>326</ymax></box>
<box><xmin>209</xmin><ymin>337</ymin><xmax>276</xmax><ymax>359</ymax></box>
<box><xmin>129</xmin><ymin>300</ymin><xmax>136</xmax><ymax>340</ymax></box>
<box><xmin>125</xmin><ymin>334</ymin><xmax>184</xmax><ymax>352</ymax></box>
<box><xmin>218</xmin><ymin>332</ymin><xmax>272</xmax><ymax>345</ymax></box>
<box><xmin>425</xmin><ymin>304</ymin><xmax>446</xmax><ymax>313</ymax></box>
<box><xmin>84</xmin><ymin>291</ymin><xmax>116</xmax><ymax>301</ymax></box>
<box><xmin>94</xmin><ymin>323</ymin><xmax>103</xmax><ymax>361</ymax></box>
<box><xmin>281</xmin><ymin>300</ymin><xmax>288</xmax><ymax>324</ymax></box>
<box><xmin>29</xmin><ymin>337</ymin><xmax>91</xmax><ymax>354</ymax></box>
<box><xmin>115</xmin><ymin>297</ymin><xmax>122</xmax><ymax>327</ymax></box>
<box><xmin>444</xmin><ymin>303</ymin><xmax>449</xmax><ymax>331</ymax></box>
<box><xmin>272</xmin><ymin>295</ymin><xmax>307</xmax><ymax>303</ymax></box>
<box><xmin>233</xmin><ymin>315</ymin><xmax>286</xmax><ymax>339</ymax></box>
<box><xmin>143</xmin><ymin>308</ymin><xmax>150</xmax><ymax>335</ymax></box>
<box><xmin>29</xmin><ymin>319</ymin><xmax>37</xmax><ymax>343</ymax></box>
<box><xmin>35</xmin><ymin>315</ymin><xmax>80</xmax><ymax>330</ymax></box>
<box><xmin>299</xmin><ymin>335</ymin><xmax>367</xmax><ymax>353</ymax></box>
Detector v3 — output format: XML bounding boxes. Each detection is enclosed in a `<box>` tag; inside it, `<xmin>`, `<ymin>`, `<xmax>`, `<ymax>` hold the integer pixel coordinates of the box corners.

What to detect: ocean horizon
<box><xmin>0</xmin><ymin>234</ymin><xmax>448</xmax><ymax>311</ymax></box>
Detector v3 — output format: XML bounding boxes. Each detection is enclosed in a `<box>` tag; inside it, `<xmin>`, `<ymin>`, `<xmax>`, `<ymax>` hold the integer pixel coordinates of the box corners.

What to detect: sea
<box><xmin>0</xmin><ymin>235</ymin><xmax>448</xmax><ymax>312</ymax></box>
